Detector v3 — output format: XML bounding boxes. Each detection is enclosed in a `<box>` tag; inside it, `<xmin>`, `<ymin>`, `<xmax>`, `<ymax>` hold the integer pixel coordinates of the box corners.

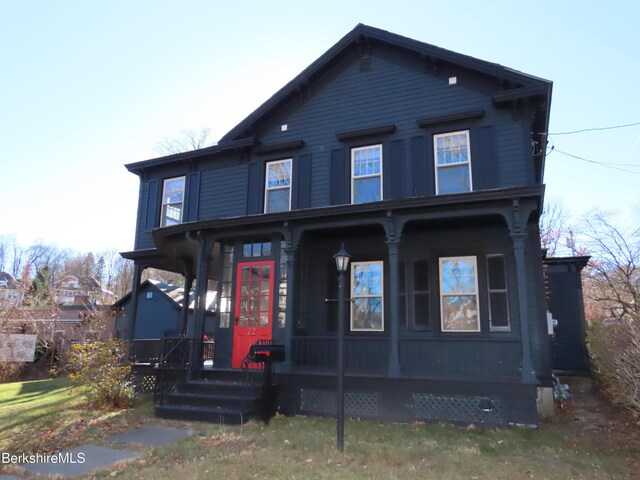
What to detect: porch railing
<box><xmin>129</xmin><ymin>338</ymin><xmax>214</xmax><ymax>366</ymax></box>
<box><xmin>129</xmin><ymin>339</ymin><xmax>163</xmax><ymax>365</ymax></box>
<box><xmin>292</xmin><ymin>336</ymin><xmax>521</xmax><ymax>378</ymax></box>
<box><xmin>292</xmin><ymin>336</ymin><xmax>388</xmax><ymax>374</ymax></box>
<box><xmin>399</xmin><ymin>338</ymin><xmax>521</xmax><ymax>377</ymax></box>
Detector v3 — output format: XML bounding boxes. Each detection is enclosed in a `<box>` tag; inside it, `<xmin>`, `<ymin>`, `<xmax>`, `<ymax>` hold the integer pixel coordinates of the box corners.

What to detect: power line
<box><xmin>551</xmin><ymin>147</ymin><xmax>640</xmax><ymax>175</ymax></box>
<box><xmin>543</xmin><ymin>121</ymin><xmax>640</xmax><ymax>136</ymax></box>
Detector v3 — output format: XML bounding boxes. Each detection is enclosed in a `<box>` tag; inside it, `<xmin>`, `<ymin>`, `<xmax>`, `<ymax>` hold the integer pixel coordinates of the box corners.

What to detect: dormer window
<box><xmin>434</xmin><ymin>131</ymin><xmax>472</xmax><ymax>194</ymax></box>
<box><xmin>161</xmin><ymin>176</ymin><xmax>185</xmax><ymax>226</ymax></box>
<box><xmin>351</xmin><ymin>145</ymin><xmax>382</xmax><ymax>204</ymax></box>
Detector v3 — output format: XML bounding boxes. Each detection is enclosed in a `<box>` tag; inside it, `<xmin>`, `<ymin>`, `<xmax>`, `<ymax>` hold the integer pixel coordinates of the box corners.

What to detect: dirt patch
<box><xmin>541</xmin><ymin>376</ymin><xmax>640</xmax><ymax>451</ymax></box>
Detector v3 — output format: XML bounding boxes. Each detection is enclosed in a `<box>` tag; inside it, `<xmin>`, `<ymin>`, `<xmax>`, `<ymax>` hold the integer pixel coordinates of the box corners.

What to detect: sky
<box><xmin>1</xmin><ymin>0</ymin><xmax>639</xmax><ymax>254</ymax></box>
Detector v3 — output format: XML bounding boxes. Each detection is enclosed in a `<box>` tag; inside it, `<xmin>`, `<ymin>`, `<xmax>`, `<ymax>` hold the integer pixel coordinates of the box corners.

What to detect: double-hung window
<box><xmin>265</xmin><ymin>159</ymin><xmax>292</xmax><ymax>213</ymax></box>
<box><xmin>439</xmin><ymin>256</ymin><xmax>480</xmax><ymax>332</ymax></box>
<box><xmin>161</xmin><ymin>176</ymin><xmax>185</xmax><ymax>227</ymax></box>
<box><xmin>351</xmin><ymin>261</ymin><xmax>384</xmax><ymax>331</ymax></box>
<box><xmin>434</xmin><ymin>131</ymin><xmax>472</xmax><ymax>194</ymax></box>
<box><xmin>351</xmin><ymin>145</ymin><xmax>382</xmax><ymax>204</ymax></box>
<box><xmin>487</xmin><ymin>255</ymin><xmax>510</xmax><ymax>331</ymax></box>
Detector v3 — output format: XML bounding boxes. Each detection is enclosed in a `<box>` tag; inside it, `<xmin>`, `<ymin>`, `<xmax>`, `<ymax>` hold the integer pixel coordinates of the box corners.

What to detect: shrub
<box><xmin>67</xmin><ymin>339</ymin><xmax>137</xmax><ymax>409</ymax></box>
<box><xmin>587</xmin><ymin>317</ymin><xmax>640</xmax><ymax>416</ymax></box>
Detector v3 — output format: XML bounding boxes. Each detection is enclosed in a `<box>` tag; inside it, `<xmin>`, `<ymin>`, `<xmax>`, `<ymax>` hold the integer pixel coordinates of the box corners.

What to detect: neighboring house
<box><xmin>112</xmin><ymin>279</ymin><xmax>217</xmax><ymax>340</ymax></box>
<box><xmin>120</xmin><ymin>24</ymin><xmax>553</xmax><ymax>426</ymax></box>
<box><xmin>2</xmin><ymin>304</ymin><xmax>114</xmax><ymax>360</ymax></box>
<box><xmin>53</xmin><ymin>275</ymin><xmax>91</xmax><ymax>305</ymax></box>
<box><xmin>0</xmin><ymin>272</ymin><xmax>24</xmax><ymax>308</ymax></box>
<box><xmin>544</xmin><ymin>256</ymin><xmax>590</xmax><ymax>374</ymax></box>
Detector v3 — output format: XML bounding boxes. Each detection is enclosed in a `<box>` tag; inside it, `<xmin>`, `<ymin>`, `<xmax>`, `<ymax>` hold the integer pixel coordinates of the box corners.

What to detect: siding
<box><xmin>248</xmin><ymin>43</ymin><xmax>531</xmax><ymax>210</ymax></box>
<box><xmin>198</xmin><ymin>164</ymin><xmax>248</xmax><ymax>219</ymax></box>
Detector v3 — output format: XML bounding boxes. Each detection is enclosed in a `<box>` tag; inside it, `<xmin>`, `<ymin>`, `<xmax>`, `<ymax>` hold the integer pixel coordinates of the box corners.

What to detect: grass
<box><xmin>108</xmin><ymin>415</ymin><xmax>637</xmax><ymax>480</ymax></box>
<box><xmin>0</xmin><ymin>378</ymin><xmax>637</xmax><ymax>479</ymax></box>
<box><xmin>0</xmin><ymin>377</ymin><xmax>151</xmax><ymax>455</ymax></box>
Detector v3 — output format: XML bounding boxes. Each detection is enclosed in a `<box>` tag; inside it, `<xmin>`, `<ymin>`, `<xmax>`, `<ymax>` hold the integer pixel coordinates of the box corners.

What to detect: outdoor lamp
<box><xmin>333</xmin><ymin>243</ymin><xmax>351</xmax><ymax>273</ymax></box>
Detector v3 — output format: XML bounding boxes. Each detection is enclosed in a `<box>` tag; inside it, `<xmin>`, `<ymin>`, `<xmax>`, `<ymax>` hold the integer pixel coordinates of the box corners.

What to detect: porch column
<box><xmin>125</xmin><ymin>264</ymin><xmax>144</xmax><ymax>341</ymax></box>
<box><xmin>179</xmin><ymin>270</ymin><xmax>194</xmax><ymax>336</ymax></box>
<box><xmin>386</xmin><ymin>240</ymin><xmax>401</xmax><ymax>377</ymax></box>
<box><xmin>189</xmin><ymin>233</ymin><xmax>215</xmax><ymax>376</ymax></box>
<box><xmin>512</xmin><ymin>232</ymin><xmax>536</xmax><ymax>384</ymax></box>
<box><xmin>282</xmin><ymin>244</ymin><xmax>298</xmax><ymax>373</ymax></box>
<box><xmin>506</xmin><ymin>201</ymin><xmax>538</xmax><ymax>384</ymax></box>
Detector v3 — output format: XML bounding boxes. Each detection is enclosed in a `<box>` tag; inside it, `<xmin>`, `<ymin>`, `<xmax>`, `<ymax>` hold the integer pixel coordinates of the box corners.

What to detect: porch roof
<box><xmin>156</xmin><ymin>185</ymin><xmax>543</xmax><ymax>238</ymax></box>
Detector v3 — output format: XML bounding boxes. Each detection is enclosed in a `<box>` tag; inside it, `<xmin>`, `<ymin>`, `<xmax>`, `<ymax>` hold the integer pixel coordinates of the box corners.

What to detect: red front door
<box><xmin>232</xmin><ymin>260</ymin><xmax>275</xmax><ymax>368</ymax></box>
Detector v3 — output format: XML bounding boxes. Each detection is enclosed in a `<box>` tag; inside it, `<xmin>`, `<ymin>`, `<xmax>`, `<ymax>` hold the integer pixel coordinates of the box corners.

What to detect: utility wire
<box><xmin>543</xmin><ymin>121</ymin><xmax>640</xmax><ymax>136</ymax></box>
<box><xmin>552</xmin><ymin>147</ymin><xmax>640</xmax><ymax>175</ymax></box>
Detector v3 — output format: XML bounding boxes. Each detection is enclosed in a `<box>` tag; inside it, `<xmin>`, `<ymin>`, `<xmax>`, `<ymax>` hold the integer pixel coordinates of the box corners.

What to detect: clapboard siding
<box><xmin>247</xmin><ymin>44</ymin><xmax>531</xmax><ymax>210</ymax></box>
<box><xmin>132</xmin><ymin>40</ymin><xmax>537</xmax><ymax>241</ymax></box>
<box><xmin>198</xmin><ymin>164</ymin><xmax>248</xmax><ymax>219</ymax></box>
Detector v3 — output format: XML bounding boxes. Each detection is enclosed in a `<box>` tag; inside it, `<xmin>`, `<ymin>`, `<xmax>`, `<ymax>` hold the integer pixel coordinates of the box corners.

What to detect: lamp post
<box><xmin>333</xmin><ymin>242</ymin><xmax>350</xmax><ymax>452</ymax></box>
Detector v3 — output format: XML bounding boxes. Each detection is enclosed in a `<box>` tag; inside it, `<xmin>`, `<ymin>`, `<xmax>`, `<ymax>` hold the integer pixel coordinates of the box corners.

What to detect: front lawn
<box><xmin>0</xmin><ymin>377</ymin><xmax>637</xmax><ymax>479</ymax></box>
<box><xmin>110</xmin><ymin>413</ymin><xmax>638</xmax><ymax>480</ymax></box>
<box><xmin>0</xmin><ymin>377</ymin><xmax>151</xmax><ymax>455</ymax></box>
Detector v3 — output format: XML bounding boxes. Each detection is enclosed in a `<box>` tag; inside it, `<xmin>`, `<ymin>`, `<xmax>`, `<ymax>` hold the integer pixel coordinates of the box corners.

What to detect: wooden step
<box><xmin>155</xmin><ymin>404</ymin><xmax>248</xmax><ymax>424</ymax></box>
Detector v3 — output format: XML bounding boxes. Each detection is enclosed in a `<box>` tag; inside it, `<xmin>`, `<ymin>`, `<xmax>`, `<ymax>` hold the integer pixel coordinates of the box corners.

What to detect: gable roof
<box><xmin>219</xmin><ymin>23</ymin><xmax>552</xmax><ymax>143</ymax></box>
<box><xmin>125</xmin><ymin>24</ymin><xmax>552</xmax><ymax>175</ymax></box>
<box><xmin>112</xmin><ymin>279</ymin><xmax>217</xmax><ymax>312</ymax></box>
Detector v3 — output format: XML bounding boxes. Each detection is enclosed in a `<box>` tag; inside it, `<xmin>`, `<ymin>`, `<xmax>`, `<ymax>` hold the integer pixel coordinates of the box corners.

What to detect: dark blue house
<box><xmin>121</xmin><ymin>24</ymin><xmax>554</xmax><ymax>427</ymax></box>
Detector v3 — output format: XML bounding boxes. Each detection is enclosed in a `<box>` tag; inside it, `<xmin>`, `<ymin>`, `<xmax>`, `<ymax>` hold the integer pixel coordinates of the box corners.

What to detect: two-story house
<box><xmin>121</xmin><ymin>24</ymin><xmax>553</xmax><ymax>427</ymax></box>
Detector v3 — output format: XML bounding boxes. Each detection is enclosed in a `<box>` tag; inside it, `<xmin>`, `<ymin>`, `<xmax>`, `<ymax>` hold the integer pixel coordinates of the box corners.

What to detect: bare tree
<box><xmin>576</xmin><ymin>210</ymin><xmax>640</xmax><ymax>322</ymax></box>
<box><xmin>155</xmin><ymin>127</ymin><xmax>214</xmax><ymax>156</ymax></box>
<box><xmin>539</xmin><ymin>199</ymin><xmax>569</xmax><ymax>256</ymax></box>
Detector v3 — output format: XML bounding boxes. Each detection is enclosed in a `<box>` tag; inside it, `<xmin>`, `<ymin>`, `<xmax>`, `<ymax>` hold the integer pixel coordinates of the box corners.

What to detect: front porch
<box><xmin>121</xmin><ymin>187</ymin><xmax>547</xmax><ymax>426</ymax></box>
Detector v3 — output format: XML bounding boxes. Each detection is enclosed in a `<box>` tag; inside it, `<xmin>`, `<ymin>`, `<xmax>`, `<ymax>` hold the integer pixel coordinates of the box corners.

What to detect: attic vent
<box><xmin>359</xmin><ymin>56</ymin><xmax>373</xmax><ymax>72</ymax></box>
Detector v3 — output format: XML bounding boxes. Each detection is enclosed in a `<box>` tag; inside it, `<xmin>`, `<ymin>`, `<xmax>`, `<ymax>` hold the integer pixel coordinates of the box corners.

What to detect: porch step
<box><xmin>176</xmin><ymin>379</ymin><xmax>254</xmax><ymax>396</ymax></box>
<box><xmin>154</xmin><ymin>404</ymin><xmax>247</xmax><ymax>424</ymax></box>
<box><xmin>154</xmin><ymin>370</ymin><xmax>268</xmax><ymax>424</ymax></box>
<box><xmin>165</xmin><ymin>391</ymin><xmax>262</xmax><ymax>410</ymax></box>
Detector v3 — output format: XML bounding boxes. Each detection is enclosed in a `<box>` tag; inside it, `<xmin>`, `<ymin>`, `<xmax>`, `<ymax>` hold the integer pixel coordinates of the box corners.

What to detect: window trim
<box><xmin>439</xmin><ymin>255</ymin><xmax>480</xmax><ymax>333</ymax></box>
<box><xmin>486</xmin><ymin>254</ymin><xmax>511</xmax><ymax>332</ymax></box>
<box><xmin>433</xmin><ymin>130</ymin><xmax>472</xmax><ymax>195</ymax></box>
<box><xmin>264</xmin><ymin>158</ymin><xmax>292</xmax><ymax>213</ymax></box>
<box><xmin>350</xmin><ymin>260</ymin><xmax>384</xmax><ymax>332</ymax></box>
<box><xmin>160</xmin><ymin>176</ymin><xmax>186</xmax><ymax>227</ymax></box>
<box><xmin>351</xmin><ymin>144</ymin><xmax>383</xmax><ymax>204</ymax></box>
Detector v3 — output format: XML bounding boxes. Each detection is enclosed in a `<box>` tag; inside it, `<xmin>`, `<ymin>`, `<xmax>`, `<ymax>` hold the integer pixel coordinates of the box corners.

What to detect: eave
<box><xmin>153</xmin><ymin>185</ymin><xmax>544</xmax><ymax>240</ymax></box>
<box><xmin>124</xmin><ymin>136</ymin><xmax>255</xmax><ymax>174</ymax></box>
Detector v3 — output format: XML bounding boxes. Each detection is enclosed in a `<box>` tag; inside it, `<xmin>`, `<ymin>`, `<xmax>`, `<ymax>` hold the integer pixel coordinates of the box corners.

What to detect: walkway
<box><xmin>12</xmin><ymin>425</ymin><xmax>192</xmax><ymax>479</ymax></box>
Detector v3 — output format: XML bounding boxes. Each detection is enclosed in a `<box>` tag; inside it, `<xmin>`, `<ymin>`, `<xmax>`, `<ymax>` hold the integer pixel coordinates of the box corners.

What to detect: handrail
<box><xmin>156</xmin><ymin>337</ymin><xmax>191</xmax><ymax>407</ymax></box>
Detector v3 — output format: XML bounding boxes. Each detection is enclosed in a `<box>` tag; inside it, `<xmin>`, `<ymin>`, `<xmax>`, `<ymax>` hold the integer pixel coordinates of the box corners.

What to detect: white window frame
<box><xmin>439</xmin><ymin>255</ymin><xmax>480</xmax><ymax>333</ymax></box>
<box><xmin>351</xmin><ymin>144</ymin><xmax>383</xmax><ymax>204</ymax></box>
<box><xmin>350</xmin><ymin>260</ymin><xmax>384</xmax><ymax>332</ymax></box>
<box><xmin>264</xmin><ymin>158</ymin><xmax>292</xmax><ymax>213</ymax></box>
<box><xmin>486</xmin><ymin>254</ymin><xmax>511</xmax><ymax>332</ymax></box>
<box><xmin>433</xmin><ymin>130</ymin><xmax>472</xmax><ymax>195</ymax></box>
<box><xmin>160</xmin><ymin>176</ymin><xmax>185</xmax><ymax>227</ymax></box>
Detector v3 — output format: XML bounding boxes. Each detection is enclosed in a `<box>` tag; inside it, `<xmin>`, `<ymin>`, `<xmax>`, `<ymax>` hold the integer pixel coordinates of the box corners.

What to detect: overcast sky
<box><xmin>1</xmin><ymin>0</ymin><xmax>638</xmax><ymax>254</ymax></box>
